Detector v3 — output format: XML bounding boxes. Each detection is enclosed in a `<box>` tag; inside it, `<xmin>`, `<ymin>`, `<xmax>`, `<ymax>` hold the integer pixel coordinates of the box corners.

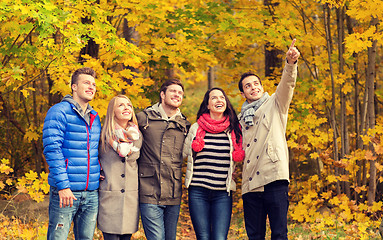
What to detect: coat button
<box><xmin>121</xmin><ymin>189</ymin><xmax>125</xmax><ymax>193</ymax></box>
<box><xmin>247</xmin><ymin>144</ymin><xmax>250</xmax><ymax>147</ymax></box>
<box><xmin>257</xmin><ymin>156</ymin><xmax>259</xmax><ymax>159</ymax></box>
<box><xmin>247</xmin><ymin>160</ymin><xmax>250</xmax><ymax>163</ymax></box>
<box><xmin>256</xmin><ymin>171</ymin><xmax>260</xmax><ymax>175</ymax></box>
<box><xmin>256</xmin><ymin>121</ymin><xmax>258</xmax><ymax>125</ymax></box>
<box><xmin>254</xmin><ymin>138</ymin><xmax>257</xmax><ymax>142</ymax></box>
<box><xmin>249</xmin><ymin>177</ymin><xmax>252</xmax><ymax>181</ymax></box>
<box><xmin>121</xmin><ymin>174</ymin><xmax>125</xmax><ymax>178</ymax></box>
<box><xmin>245</xmin><ymin>126</ymin><xmax>249</xmax><ymax>130</ymax></box>
<box><xmin>121</xmin><ymin>159</ymin><xmax>125</xmax><ymax>163</ymax></box>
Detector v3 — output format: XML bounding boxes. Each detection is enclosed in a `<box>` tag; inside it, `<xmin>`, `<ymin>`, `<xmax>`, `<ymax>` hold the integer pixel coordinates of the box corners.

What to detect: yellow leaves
<box><xmin>326</xmin><ymin>174</ymin><xmax>338</xmax><ymax>184</ymax></box>
<box><xmin>344</xmin><ymin>25</ymin><xmax>377</xmax><ymax>54</ymax></box>
<box><xmin>17</xmin><ymin>170</ymin><xmax>49</xmax><ymax>203</ymax></box>
<box><xmin>0</xmin><ymin>158</ymin><xmax>14</xmax><ymax>175</ymax></box>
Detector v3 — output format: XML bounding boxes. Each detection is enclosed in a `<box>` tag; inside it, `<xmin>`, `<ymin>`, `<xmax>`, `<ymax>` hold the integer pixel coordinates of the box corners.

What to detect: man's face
<box><xmin>72</xmin><ymin>74</ymin><xmax>96</xmax><ymax>104</ymax></box>
<box><xmin>241</xmin><ymin>75</ymin><xmax>264</xmax><ymax>103</ymax></box>
<box><xmin>160</xmin><ymin>84</ymin><xmax>184</xmax><ymax>109</ymax></box>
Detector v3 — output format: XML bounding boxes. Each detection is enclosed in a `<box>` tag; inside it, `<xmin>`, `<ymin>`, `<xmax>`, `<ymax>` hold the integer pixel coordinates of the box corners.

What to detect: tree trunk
<box><xmin>337</xmin><ymin>6</ymin><xmax>351</xmax><ymax>198</ymax></box>
<box><xmin>367</xmin><ymin>17</ymin><xmax>378</xmax><ymax>206</ymax></box>
<box><xmin>324</xmin><ymin>4</ymin><xmax>340</xmax><ymax>195</ymax></box>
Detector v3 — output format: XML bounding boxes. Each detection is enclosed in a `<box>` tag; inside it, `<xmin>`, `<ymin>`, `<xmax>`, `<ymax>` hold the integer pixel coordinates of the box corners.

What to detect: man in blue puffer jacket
<box><xmin>43</xmin><ymin>67</ymin><xmax>101</xmax><ymax>240</ymax></box>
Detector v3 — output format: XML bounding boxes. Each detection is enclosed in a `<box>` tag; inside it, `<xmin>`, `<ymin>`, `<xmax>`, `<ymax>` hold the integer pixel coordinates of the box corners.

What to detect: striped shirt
<box><xmin>190</xmin><ymin>132</ymin><xmax>230</xmax><ymax>190</ymax></box>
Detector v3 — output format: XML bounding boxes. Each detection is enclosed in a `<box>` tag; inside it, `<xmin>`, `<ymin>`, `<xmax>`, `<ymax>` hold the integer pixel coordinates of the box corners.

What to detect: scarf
<box><xmin>241</xmin><ymin>92</ymin><xmax>269</xmax><ymax>126</ymax></box>
<box><xmin>192</xmin><ymin>113</ymin><xmax>245</xmax><ymax>162</ymax></box>
<box><xmin>109</xmin><ymin>123</ymin><xmax>140</xmax><ymax>157</ymax></box>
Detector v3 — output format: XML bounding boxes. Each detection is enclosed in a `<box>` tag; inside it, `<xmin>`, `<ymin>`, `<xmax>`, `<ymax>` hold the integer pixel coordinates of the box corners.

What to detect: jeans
<box><xmin>242</xmin><ymin>180</ymin><xmax>289</xmax><ymax>240</ymax></box>
<box><xmin>139</xmin><ymin>203</ymin><xmax>180</xmax><ymax>240</ymax></box>
<box><xmin>188</xmin><ymin>186</ymin><xmax>232</xmax><ymax>240</ymax></box>
<box><xmin>47</xmin><ymin>186</ymin><xmax>98</xmax><ymax>240</ymax></box>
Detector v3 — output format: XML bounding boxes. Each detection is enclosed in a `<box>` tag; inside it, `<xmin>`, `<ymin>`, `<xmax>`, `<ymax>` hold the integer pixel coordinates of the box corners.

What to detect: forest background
<box><xmin>0</xmin><ymin>0</ymin><xmax>383</xmax><ymax>239</ymax></box>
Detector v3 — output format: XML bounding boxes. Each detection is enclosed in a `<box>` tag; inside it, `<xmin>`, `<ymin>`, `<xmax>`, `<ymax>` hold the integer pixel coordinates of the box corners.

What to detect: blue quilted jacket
<box><xmin>43</xmin><ymin>96</ymin><xmax>101</xmax><ymax>191</ymax></box>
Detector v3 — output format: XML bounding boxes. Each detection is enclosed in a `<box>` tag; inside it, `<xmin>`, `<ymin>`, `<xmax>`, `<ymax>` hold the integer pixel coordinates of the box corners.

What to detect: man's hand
<box><xmin>286</xmin><ymin>39</ymin><xmax>300</xmax><ymax>64</ymax></box>
<box><xmin>58</xmin><ymin>188</ymin><xmax>77</xmax><ymax>208</ymax></box>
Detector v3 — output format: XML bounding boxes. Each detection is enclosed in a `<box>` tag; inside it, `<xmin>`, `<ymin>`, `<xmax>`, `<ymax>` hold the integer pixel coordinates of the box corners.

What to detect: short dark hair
<box><xmin>238</xmin><ymin>72</ymin><xmax>261</xmax><ymax>92</ymax></box>
<box><xmin>71</xmin><ymin>67</ymin><xmax>96</xmax><ymax>86</ymax></box>
<box><xmin>196</xmin><ymin>87</ymin><xmax>242</xmax><ymax>144</ymax></box>
<box><xmin>159</xmin><ymin>79</ymin><xmax>184</xmax><ymax>100</ymax></box>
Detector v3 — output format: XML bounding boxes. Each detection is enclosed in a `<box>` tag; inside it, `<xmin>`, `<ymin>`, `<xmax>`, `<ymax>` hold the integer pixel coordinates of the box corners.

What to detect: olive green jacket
<box><xmin>137</xmin><ymin>103</ymin><xmax>190</xmax><ymax>205</ymax></box>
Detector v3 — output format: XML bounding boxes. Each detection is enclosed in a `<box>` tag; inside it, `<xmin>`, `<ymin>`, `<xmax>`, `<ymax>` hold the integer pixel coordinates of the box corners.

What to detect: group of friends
<box><xmin>43</xmin><ymin>40</ymin><xmax>300</xmax><ymax>240</ymax></box>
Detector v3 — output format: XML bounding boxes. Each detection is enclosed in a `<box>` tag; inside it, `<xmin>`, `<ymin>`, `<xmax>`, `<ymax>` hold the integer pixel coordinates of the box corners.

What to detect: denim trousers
<box><xmin>188</xmin><ymin>186</ymin><xmax>232</xmax><ymax>240</ymax></box>
<box><xmin>47</xmin><ymin>186</ymin><xmax>98</xmax><ymax>240</ymax></box>
<box><xmin>139</xmin><ymin>203</ymin><xmax>180</xmax><ymax>240</ymax></box>
<box><xmin>242</xmin><ymin>180</ymin><xmax>289</xmax><ymax>240</ymax></box>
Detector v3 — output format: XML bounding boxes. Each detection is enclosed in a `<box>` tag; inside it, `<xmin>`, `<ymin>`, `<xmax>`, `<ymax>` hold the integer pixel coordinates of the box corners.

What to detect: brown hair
<box><xmin>71</xmin><ymin>67</ymin><xmax>97</xmax><ymax>86</ymax></box>
<box><xmin>159</xmin><ymin>79</ymin><xmax>184</xmax><ymax>101</ymax></box>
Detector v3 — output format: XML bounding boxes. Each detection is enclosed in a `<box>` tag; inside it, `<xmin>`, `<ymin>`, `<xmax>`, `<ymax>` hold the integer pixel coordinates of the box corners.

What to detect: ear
<box><xmin>241</xmin><ymin>92</ymin><xmax>246</xmax><ymax>99</ymax></box>
<box><xmin>160</xmin><ymin>91</ymin><xmax>165</xmax><ymax>103</ymax></box>
<box><xmin>72</xmin><ymin>83</ymin><xmax>77</xmax><ymax>93</ymax></box>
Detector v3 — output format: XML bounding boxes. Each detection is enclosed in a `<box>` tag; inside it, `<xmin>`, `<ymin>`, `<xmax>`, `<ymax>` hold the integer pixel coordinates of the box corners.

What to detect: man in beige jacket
<box><xmin>238</xmin><ymin>39</ymin><xmax>300</xmax><ymax>240</ymax></box>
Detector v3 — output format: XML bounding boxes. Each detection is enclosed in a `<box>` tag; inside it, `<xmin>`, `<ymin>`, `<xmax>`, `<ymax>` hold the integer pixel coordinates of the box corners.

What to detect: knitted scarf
<box><xmin>241</xmin><ymin>92</ymin><xmax>269</xmax><ymax>126</ymax></box>
<box><xmin>109</xmin><ymin>123</ymin><xmax>140</xmax><ymax>157</ymax></box>
<box><xmin>192</xmin><ymin>113</ymin><xmax>245</xmax><ymax>162</ymax></box>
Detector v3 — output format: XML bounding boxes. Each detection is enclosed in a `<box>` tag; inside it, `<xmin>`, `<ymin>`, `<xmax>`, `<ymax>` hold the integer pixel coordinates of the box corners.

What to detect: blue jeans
<box><xmin>188</xmin><ymin>186</ymin><xmax>232</xmax><ymax>240</ymax></box>
<box><xmin>139</xmin><ymin>203</ymin><xmax>180</xmax><ymax>240</ymax></box>
<box><xmin>47</xmin><ymin>186</ymin><xmax>98</xmax><ymax>240</ymax></box>
<box><xmin>242</xmin><ymin>180</ymin><xmax>289</xmax><ymax>240</ymax></box>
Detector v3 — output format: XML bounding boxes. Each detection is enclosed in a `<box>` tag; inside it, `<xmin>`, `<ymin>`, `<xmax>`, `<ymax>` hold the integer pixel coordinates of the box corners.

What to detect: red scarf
<box><xmin>192</xmin><ymin>113</ymin><xmax>244</xmax><ymax>162</ymax></box>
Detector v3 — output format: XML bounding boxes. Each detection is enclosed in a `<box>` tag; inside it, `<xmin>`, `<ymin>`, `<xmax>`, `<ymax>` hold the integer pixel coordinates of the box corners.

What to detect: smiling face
<box><xmin>208</xmin><ymin>89</ymin><xmax>226</xmax><ymax>118</ymax></box>
<box><xmin>160</xmin><ymin>84</ymin><xmax>184</xmax><ymax>109</ymax></box>
<box><xmin>241</xmin><ymin>75</ymin><xmax>264</xmax><ymax>103</ymax></box>
<box><xmin>72</xmin><ymin>74</ymin><xmax>96</xmax><ymax>106</ymax></box>
<box><xmin>114</xmin><ymin>97</ymin><xmax>133</xmax><ymax>127</ymax></box>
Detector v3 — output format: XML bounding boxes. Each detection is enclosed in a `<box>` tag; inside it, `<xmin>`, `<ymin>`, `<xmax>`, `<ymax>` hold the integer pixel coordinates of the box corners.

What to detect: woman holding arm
<box><xmin>183</xmin><ymin>88</ymin><xmax>244</xmax><ymax>240</ymax></box>
<box><xmin>98</xmin><ymin>95</ymin><xmax>142</xmax><ymax>240</ymax></box>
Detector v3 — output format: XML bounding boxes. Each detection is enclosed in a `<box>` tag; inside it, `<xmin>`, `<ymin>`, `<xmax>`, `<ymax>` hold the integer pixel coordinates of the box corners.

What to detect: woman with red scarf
<box><xmin>183</xmin><ymin>87</ymin><xmax>244</xmax><ymax>240</ymax></box>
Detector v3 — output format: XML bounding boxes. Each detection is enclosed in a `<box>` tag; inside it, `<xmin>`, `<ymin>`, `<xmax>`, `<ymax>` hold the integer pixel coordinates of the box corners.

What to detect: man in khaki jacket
<box><xmin>238</xmin><ymin>39</ymin><xmax>300</xmax><ymax>240</ymax></box>
<box><xmin>136</xmin><ymin>79</ymin><xmax>190</xmax><ymax>240</ymax></box>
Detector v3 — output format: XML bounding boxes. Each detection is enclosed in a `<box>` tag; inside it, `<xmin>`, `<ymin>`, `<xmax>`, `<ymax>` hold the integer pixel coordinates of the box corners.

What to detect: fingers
<box><xmin>286</xmin><ymin>39</ymin><xmax>300</xmax><ymax>64</ymax></box>
<box><xmin>58</xmin><ymin>188</ymin><xmax>77</xmax><ymax>208</ymax></box>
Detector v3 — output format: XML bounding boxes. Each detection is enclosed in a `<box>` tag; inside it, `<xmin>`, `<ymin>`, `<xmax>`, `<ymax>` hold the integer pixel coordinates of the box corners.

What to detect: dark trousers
<box><xmin>102</xmin><ymin>232</ymin><xmax>132</xmax><ymax>240</ymax></box>
<box><xmin>242</xmin><ymin>180</ymin><xmax>289</xmax><ymax>240</ymax></box>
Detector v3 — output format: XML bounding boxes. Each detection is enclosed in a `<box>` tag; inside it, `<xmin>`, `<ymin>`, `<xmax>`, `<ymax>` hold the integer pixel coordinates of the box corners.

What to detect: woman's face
<box><xmin>114</xmin><ymin>97</ymin><xmax>133</xmax><ymax>123</ymax></box>
<box><xmin>207</xmin><ymin>89</ymin><xmax>227</xmax><ymax>115</ymax></box>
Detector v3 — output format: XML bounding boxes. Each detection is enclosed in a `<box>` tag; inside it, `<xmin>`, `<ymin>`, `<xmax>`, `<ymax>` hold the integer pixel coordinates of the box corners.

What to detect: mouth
<box><xmin>86</xmin><ymin>90</ymin><xmax>94</xmax><ymax>95</ymax></box>
<box><xmin>215</xmin><ymin>104</ymin><xmax>224</xmax><ymax>109</ymax></box>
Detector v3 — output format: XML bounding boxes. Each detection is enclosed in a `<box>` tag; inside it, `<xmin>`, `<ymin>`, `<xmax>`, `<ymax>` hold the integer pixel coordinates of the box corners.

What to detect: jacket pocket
<box><xmin>139</xmin><ymin>165</ymin><xmax>156</xmax><ymax>197</ymax></box>
<box><xmin>172</xmin><ymin>167</ymin><xmax>182</xmax><ymax>199</ymax></box>
<box><xmin>266</xmin><ymin>142</ymin><xmax>280</xmax><ymax>163</ymax></box>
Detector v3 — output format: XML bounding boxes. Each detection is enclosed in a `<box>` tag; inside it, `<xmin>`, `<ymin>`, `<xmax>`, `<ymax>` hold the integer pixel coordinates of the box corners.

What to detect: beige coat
<box><xmin>97</xmin><ymin>132</ymin><xmax>142</xmax><ymax>234</ymax></box>
<box><xmin>240</xmin><ymin>63</ymin><xmax>297</xmax><ymax>195</ymax></box>
<box><xmin>183</xmin><ymin>123</ymin><xmax>237</xmax><ymax>193</ymax></box>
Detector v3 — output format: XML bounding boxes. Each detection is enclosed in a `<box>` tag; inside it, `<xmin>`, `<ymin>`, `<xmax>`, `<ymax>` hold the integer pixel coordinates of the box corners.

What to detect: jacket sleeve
<box><xmin>182</xmin><ymin>123</ymin><xmax>198</xmax><ymax>159</ymax></box>
<box><xmin>275</xmin><ymin>62</ymin><xmax>298</xmax><ymax>114</ymax></box>
<box><xmin>42</xmin><ymin>104</ymin><xmax>71</xmax><ymax>190</ymax></box>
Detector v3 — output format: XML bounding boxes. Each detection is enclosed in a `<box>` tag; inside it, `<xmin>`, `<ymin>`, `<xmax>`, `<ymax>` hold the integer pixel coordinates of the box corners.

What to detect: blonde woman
<box><xmin>98</xmin><ymin>95</ymin><xmax>142</xmax><ymax>240</ymax></box>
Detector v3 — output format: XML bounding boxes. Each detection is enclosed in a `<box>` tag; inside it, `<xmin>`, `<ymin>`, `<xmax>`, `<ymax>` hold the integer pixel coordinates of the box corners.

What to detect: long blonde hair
<box><xmin>100</xmin><ymin>95</ymin><xmax>138</xmax><ymax>153</ymax></box>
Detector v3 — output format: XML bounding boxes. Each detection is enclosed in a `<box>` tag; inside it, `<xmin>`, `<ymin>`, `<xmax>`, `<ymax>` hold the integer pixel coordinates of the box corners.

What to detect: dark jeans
<box><xmin>102</xmin><ymin>232</ymin><xmax>132</xmax><ymax>240</ymax></box>
<box><xmin>242</xmin><ymin>180</ymin><xmax>289</xmax><ymax>240</ymax></box>
<box><xmin>188</xmin><ymin>186</ymin><xmax>232</xmax><ymax>240</ymax></box>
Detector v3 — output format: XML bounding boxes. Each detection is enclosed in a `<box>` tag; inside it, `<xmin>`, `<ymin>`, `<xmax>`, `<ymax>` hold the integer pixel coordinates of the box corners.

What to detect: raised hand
<box><xmin>286</xmin><ymin>39</ymin><xmax>300</xmax><ymax>64</ymax></box>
